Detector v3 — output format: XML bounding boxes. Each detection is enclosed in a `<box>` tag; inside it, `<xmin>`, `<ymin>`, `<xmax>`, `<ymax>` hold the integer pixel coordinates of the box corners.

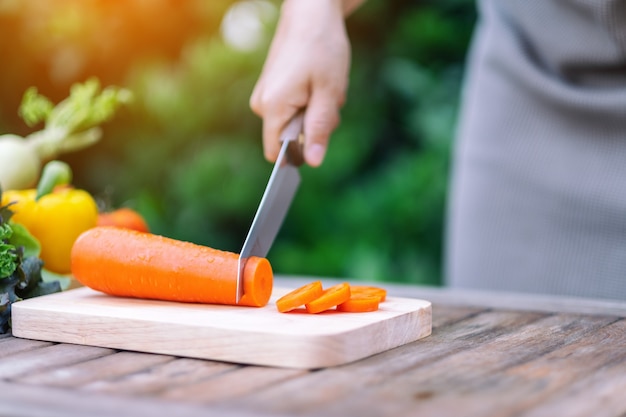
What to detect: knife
<box><xmin>236</xmin><ymin>112</ymin><xmax>305</xmax><ymax>303</ymax></box>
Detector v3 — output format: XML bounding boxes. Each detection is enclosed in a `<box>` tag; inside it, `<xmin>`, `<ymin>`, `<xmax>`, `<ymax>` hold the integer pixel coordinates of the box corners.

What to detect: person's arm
<box><xmin>250</xmin><ymin>0</ymin><xmax>366</xmax><ymax>167</ymax></box>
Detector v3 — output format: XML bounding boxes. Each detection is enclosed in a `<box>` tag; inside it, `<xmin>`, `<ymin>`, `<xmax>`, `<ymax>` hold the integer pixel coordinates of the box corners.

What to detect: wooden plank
<box><xmin>5</xmin><ymin>304</ymin><xmax>482</xmax><ymax>408</ymax></box>
<box><xmin>430</xmin><ymin>305</ymin><xmax>486</xmax><ymax>328</ymax></box>
<box><xmin>309</xmin><ymin>313</ymin><xmax>619</xmax><ymax>417</ymax></box>
<box><xmin>0</xmin><ymin>343</ymin><xmax>114</xmax><ymax>379</ymax></box>
<box><xmin>1</xmin><ymin>305</ymin><xmax>484</xmax><ymax>406</ymax></box>
<box><xmin>0</xmin><ymin>381</ymin><xmax>259</xmax><ymax>417</ymax></box>
<box><xmin>81</xmin><ymin>358</ymin><xmax>237</xmax><ymax>396</ymax></box>
<box><xmin>519</xmin><ymin>351</ymin><xmax>626</xmax><ymax>417</ymax></box>
<box><xmin>218</xmin><ymin>309</ymin><xmax>548</xmax><ymax>415</ymax></box>
<box><xmin>496</xmin><ymin>318</ymin><xmax>626</xmax><ymax>417</ymax></box>
<box><xmin>12</xmin><ymin>287</ymin><xmax>431</xmax><ymax>369</ymax></box>
<box><xmin>163</xmin><ymin>366</ymin><xmax>308</xmax><ymax>404</ymax></box>
<box><xmin>0</xmin><ymin>337</ymin><xmax>53</xmax><ymax>359</ymax></box>
<box><xmin>15</xmin><ymin>351</ymin><xmax>175</xmax><ymax>388</ymax></box>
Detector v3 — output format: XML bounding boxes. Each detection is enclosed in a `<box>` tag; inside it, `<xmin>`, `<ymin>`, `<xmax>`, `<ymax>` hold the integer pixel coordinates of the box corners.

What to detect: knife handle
<box><xmin>280</xmin><ymin>111</ymin><xmax>305</xmax><ymax>167</ymax></box>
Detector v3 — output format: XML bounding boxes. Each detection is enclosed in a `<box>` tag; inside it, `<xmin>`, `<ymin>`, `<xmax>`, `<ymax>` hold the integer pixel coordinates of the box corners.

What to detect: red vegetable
<box><xmin>97</xmin><ymin>208</ymin><xmax>150</xmax><ymax>233</ymax></box>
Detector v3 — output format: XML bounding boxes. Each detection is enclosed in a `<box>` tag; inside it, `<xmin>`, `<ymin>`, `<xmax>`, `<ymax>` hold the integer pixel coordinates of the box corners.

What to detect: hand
<box><xmin>250</xmin><ymin>0</ymin><xmax>360</xmax><ymax>167</ymax></box>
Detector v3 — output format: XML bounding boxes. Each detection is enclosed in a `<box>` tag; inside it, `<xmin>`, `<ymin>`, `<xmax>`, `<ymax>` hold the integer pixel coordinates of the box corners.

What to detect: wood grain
<box><xmin>11</xmin><ymin>287</ymin><xmax>432</xmax><ymax>369</ymax></box>
<box><xmin>0</xmin><ymin>381</ymin><xmax>257</xmax><ymax>417</ymax></box>
<box><xmin>16</xmin><ymin>351</ymin><xmax>175</xmax><ymax>388</ymax></box>
<box><xmin>82</xmin><ymin>358</ymin><xmax>237</xmax><ymax>396</ymax></box>
<box><xmin>311</xmin><ymin>314</ymin><xmax>620</xmax><ymax>417</ymax></box>
<box><xmin>0</xmin><ymin>337</ymin><xmax>53</xmax><ymax>359</ymax></box>
<box><xmin>162</xmin><ymin>366</ymin><xmax>307</xmax><ymax>404</ymax></box>
<box><xmin>3</xmin><ymin>279</ymin><xmax>626</xmax><ymax>417</ymax></box>
<box><xmin>0</xmin><ymin>343</ymin><xmax>114</xmax><ymax>379</ymax></box>
<box><xmin>226</xmin><ymin>309</ymin><xmax>548</xmax><ymax>415</ymax></box>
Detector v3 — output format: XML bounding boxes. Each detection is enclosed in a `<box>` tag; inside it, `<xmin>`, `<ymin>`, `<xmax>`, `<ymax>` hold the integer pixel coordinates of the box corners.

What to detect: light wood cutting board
<box><xmin>11</xmin><ymin>287</ymin><xmax>431</xmax><ymax>369</ymax></box>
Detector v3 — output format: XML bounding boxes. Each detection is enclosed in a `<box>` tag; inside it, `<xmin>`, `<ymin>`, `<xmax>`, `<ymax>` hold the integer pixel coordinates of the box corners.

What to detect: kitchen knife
<box><xmin>236</xmin><ymin>112</ymin><xmax>304</xmax><ymax>303</ymax></box>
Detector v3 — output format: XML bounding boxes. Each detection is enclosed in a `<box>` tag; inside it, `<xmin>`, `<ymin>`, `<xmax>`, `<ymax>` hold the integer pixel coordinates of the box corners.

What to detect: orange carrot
<box><xmin>305</xmin><ymin>282</ymin><xmax>351</xmax><ymax>314</ymax></box>
<box><xmin>337</xmin><ymin>294</ymin><xmax>380</xmax><ymax>312</ymax></box>
<box><xmin>350</xmin><ymin>285</ymin><xmax>387</xmax><ymax>302</ymax></box>
<box><xmin>71</xmin><ymin>226</ymin><xmax>273</xmax><ymax>307</ymax></box>
<box><xmin>276</xmin><ymin>281</ymin><xmax>324</xmax><ymax>313</ymax></box>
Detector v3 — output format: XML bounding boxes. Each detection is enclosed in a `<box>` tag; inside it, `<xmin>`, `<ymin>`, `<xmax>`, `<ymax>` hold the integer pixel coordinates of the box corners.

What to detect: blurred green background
<box><xmin>0</xmin><ymin>0</ymin><xmax>476</xmax><ymax>286</ymax></box>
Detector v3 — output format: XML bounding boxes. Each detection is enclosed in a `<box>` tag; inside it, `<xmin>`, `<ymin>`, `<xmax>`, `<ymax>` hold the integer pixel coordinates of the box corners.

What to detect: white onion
<box><xmin>0</xmin><ymin>135</ymin><xmax>41</xmax><ymax>190</ymax></box>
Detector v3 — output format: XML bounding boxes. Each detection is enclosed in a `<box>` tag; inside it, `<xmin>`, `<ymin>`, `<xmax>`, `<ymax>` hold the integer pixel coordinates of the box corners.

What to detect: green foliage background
<box><xmin>0</xmin><ymin>0</ymin><xmax>476</xmax><ymax>286</ymax></box>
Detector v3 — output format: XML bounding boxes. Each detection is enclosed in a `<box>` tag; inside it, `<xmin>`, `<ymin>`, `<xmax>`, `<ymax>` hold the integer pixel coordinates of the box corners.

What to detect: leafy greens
<box><xmin>0</xmin><ymin>188</ymin><xmax>60</xmax><ymax>334</ymax></box>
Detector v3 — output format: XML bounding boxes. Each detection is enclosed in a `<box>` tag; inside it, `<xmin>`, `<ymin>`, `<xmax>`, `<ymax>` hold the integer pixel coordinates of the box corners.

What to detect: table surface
<box><xmin>2</xmin><ymin>276</ymin><xmax>626</xmax><ymax>417</ymax></box>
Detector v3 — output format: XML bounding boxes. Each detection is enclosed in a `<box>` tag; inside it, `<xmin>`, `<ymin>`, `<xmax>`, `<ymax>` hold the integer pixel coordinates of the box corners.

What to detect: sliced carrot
<box><xmin>350</xmin><ymin>285</ymin><xmax>387</xmax><ymax>302</ymax></box>
<box><xmin>337</xmin><ymin>294</ymin><xmax>380</xmax><ymax>312</ymax></box>
<box><xmin>276</xmin><ymin>281</ymin><xmax>324</xmax><ymax>313</ymax></box>
<box><xmin>71</xmin><ymin>226</ymin><xmax>273</xmax><ymax>307</ymax></box>
<box><xmin>305</xmin><ymin>282</ymin><xmax>351</xmax><ymax>314</ymax></box>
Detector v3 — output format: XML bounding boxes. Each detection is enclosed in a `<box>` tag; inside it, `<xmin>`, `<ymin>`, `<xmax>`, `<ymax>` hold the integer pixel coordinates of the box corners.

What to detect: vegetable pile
<box><xmin>276</xmin><ymin>281</ymin><xmax>387</xmax><ymax>314</ymax></box>
<box><xmin>0</xmin><ymin>188</ymin><xmax>61</xmax><ymax>333</ymax></box>
<box><xmin>2</xmin><ymin>161</ymin><xmax>99</xmax><ymax>275</ymax></box>
<box><xmin>0</xmin><ymin>79</ymin><xmax>135</xmax><ymax>333</ymax></box>
<box><xmin>0</xmin><ymin>78</ymin><xmax>132</xmax><ymax>190</ymax></box>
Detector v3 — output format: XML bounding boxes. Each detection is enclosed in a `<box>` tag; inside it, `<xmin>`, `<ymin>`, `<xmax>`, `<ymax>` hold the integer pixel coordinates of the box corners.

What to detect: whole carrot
<box><xmin>71</xmin><ymin>227</ymin><xmax>273</xmax><ymax>307</ymax></box>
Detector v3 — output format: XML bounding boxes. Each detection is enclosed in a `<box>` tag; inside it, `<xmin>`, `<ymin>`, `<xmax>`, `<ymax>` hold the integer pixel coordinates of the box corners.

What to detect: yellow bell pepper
<box><xmin>1</xmin><ymin>161</ymin><xmax>98</xmax><ymax>274</ymax></box>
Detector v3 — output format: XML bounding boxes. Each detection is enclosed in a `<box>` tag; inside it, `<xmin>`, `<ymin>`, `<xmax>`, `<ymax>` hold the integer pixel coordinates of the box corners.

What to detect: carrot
<box><xmin>337</xmin><ymin>294</ymin><xmax>380</xmax><ymax>312</ymax></box>
<box><xmin>350</xmin><ymin>285</ymin><xmax>387</xmax><ymax>302</ymax></box>
<box><xmin>276</xmin><ymin>280</ymin><xmax>323</xmax><ymax>313</ymax></box>
<box><xmin>70</xmin><ymin>226</ymin><xmax>273</xmax><ymax>307</ymax></box>
<box><xmin>305</xmin><ymin>282</ymin><xmax>351</xmax><ymax>314</ymax></box>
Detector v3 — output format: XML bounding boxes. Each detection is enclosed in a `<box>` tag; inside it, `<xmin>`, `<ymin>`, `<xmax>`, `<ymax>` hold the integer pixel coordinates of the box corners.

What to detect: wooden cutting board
<box><xmin>11</xmin><ymin>287</ymin><xmax>431</xmax><ymax>369</ymax></box>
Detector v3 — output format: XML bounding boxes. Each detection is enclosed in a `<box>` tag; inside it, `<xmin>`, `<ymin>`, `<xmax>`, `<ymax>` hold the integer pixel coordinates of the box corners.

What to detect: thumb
<box><xmin>303</xmin><ymin>91</ymin><xmax>341</xmax><ymax>167</ymax></box>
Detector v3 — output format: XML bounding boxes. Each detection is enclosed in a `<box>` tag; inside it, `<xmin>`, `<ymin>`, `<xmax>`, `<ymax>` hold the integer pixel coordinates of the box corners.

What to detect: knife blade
<box><xmin>236</xmin><ymin>112</ymin><xmax>304</xmax><ymax>303</ymax></box>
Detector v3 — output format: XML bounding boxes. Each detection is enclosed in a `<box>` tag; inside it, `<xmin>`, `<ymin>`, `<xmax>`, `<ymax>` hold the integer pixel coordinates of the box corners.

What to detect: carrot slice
<box><xmin>276</xmin><ymin>281</ymin><xmax>324</xmax><ymax>313</ymax></box>
<box><xmin>305</xmin><ymin>282</ymin><xmax>351</xmax><ymax>314</ymax></box>
<box><xmin>350</xmin><ymin>285</ymin><xmax>387</xmax><ymax>302</ymax></box>
<box><xmin>71</xmin><ymin>226</ymin><xmax>273</xmax><ymax>307</ymax></box>
<box><xmin>337</xmin><ymin>294</ymin><xmax>380</xmax><ymax>312</ymax></box>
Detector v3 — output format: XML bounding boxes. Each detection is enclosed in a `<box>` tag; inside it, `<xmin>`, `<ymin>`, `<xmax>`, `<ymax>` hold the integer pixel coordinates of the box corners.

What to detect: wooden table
<box><xmin>2</xmin><ymin>276</ymin><xmax>626</xmax><ymax>417</ymax></box>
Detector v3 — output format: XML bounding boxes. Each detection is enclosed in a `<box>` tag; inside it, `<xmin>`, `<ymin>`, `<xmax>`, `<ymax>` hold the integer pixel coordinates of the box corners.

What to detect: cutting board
<box><xmin>11</xmin><ymin>287</ymin><xmax>431</xmax><ymax>369</ymax></box>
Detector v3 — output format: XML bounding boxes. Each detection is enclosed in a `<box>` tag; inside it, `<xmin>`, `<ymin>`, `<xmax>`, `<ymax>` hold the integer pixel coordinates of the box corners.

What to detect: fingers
<box><xmin>263</xmin><ymin>106</ymin><xmax>301</xmax><ymax>163</ymax></box>
<box><xmin>248</xmin><ymin>0</ymin><xmax>351</xmax><ymax>166</ymax></box>
<box><xmin>251</xmin><ymin>77</ymin><xmax>306</xmax><ymax>163</ymax></box>
<box><xmin>303</xmin><ymin>89</ymin><xmax>343</xmax><ymax>167</ymax></box>
<box><xmin>252</xmin><ymin>85</ymin><xmax>343</xmax><ymax>167</ymax></box>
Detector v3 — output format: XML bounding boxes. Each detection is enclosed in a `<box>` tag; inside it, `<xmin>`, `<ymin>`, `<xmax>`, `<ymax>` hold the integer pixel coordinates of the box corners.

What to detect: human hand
<box><xmin>250</xmin><ymin>0</ymin><xmax>360</xmax><ymax>167</ymax></box>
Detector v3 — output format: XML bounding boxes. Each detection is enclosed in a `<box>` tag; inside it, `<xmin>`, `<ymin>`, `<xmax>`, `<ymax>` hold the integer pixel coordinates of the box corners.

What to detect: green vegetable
<box><xmin>0</xmin><ymin>78</ymin><xmax>132</xmax><ymax>190</ymax></box>
<box><xmin>7</xmin><ymin>222</ymin><xmax>40</xmax><ymax>259</ymax></box>
<box><xmin>0</xmin><ymin>223</ymin><xmax>18</xmax><ymax>279</ymax></box>
<box><xmin>0</xmin><ymin>187</ymin><xmax>61</xmax><ymax>334</ymax></box>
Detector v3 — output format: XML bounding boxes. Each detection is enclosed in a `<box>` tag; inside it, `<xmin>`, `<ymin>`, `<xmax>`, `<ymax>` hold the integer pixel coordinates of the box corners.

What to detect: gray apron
<box><xmin>445</xmin><ymin>0</ymin><xmax>626</xmax><ymax>299</ymax></box>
